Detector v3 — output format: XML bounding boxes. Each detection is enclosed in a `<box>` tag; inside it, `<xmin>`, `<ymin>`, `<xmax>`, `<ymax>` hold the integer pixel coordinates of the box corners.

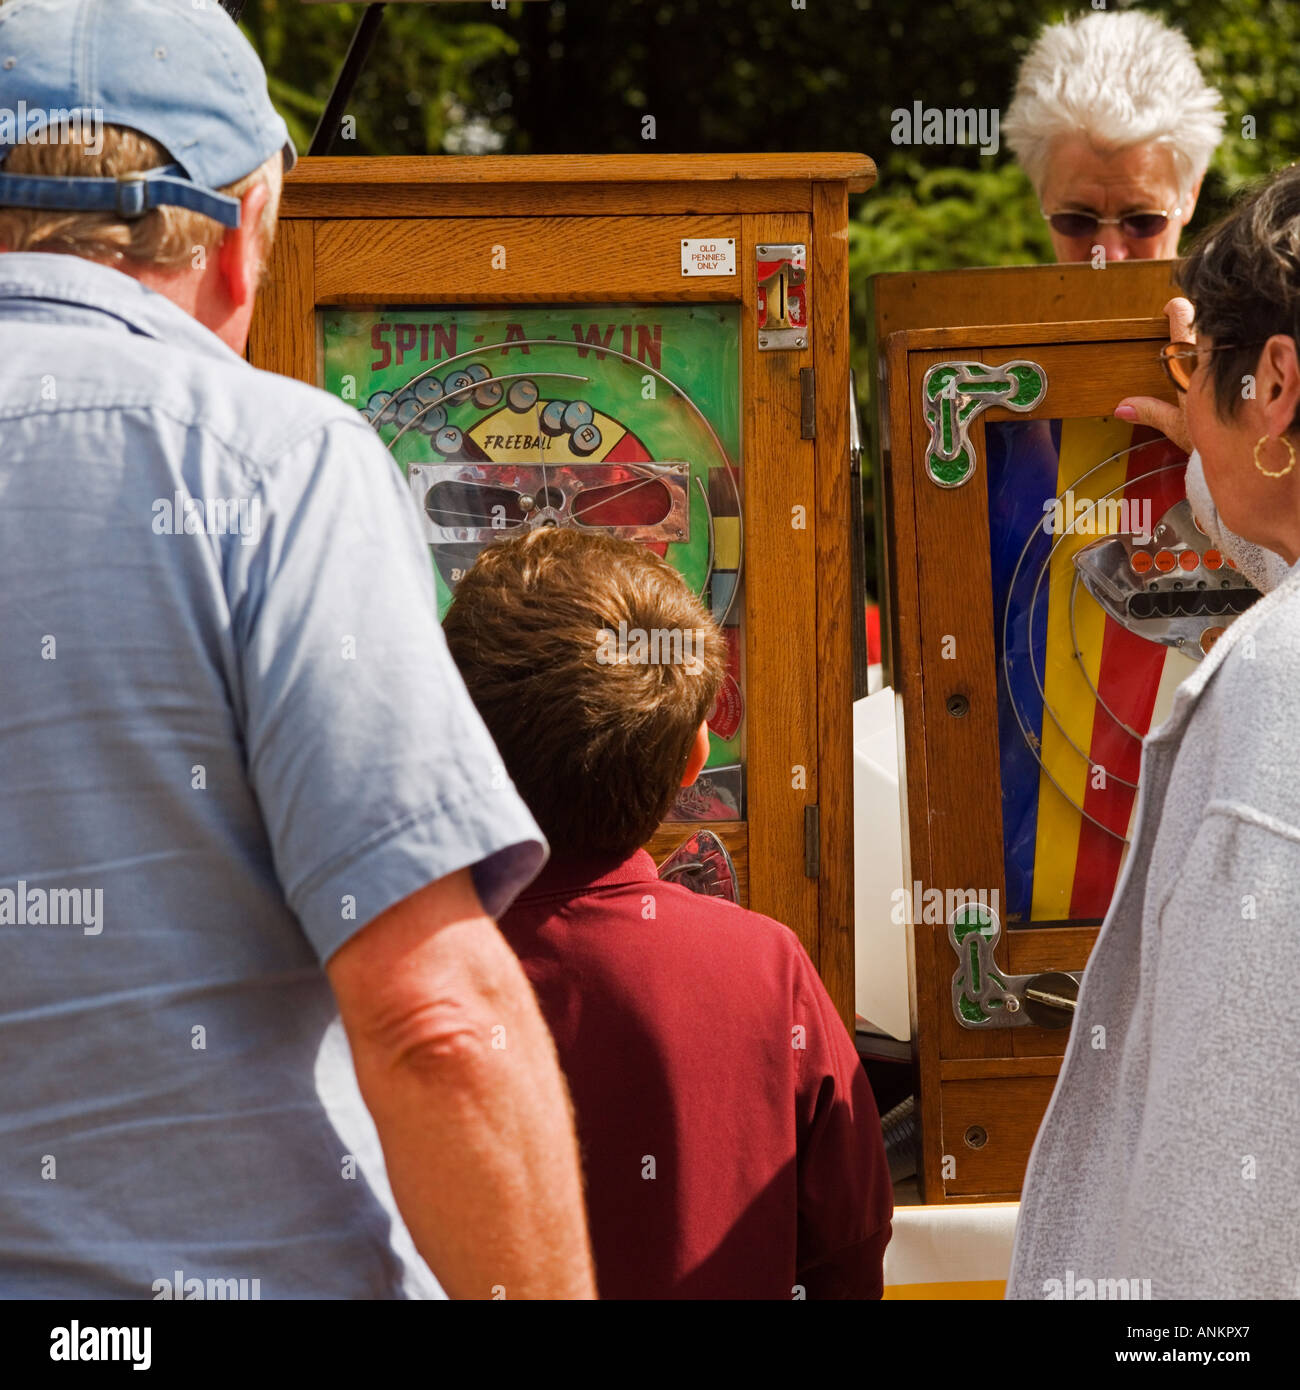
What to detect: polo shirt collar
<box><xmin>515</xmin><ymin>847</ymin><xmax>659</xmax><ymax>902</ymax></box>
<box><xmin>0</xmin><ymin>251</ymin><xmax>244</xmax><ymax>368</ymax></box>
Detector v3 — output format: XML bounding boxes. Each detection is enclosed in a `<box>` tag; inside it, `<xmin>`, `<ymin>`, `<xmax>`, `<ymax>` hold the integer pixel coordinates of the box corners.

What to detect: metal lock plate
<box><xmin>756</xmin><ymin>243</ymin><xmax>808</xmax><ymax>351</ymax></box>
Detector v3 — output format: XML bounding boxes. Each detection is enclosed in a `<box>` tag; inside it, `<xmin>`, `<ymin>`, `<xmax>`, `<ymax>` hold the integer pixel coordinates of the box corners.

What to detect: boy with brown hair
<box><xmin>445</xmin><ymin>528</ymin><xmax>892</xmax><ymax>1299</ymax></box>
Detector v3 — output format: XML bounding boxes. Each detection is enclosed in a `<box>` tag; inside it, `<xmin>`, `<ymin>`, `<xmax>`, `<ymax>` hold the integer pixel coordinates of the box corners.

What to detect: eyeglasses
<box><xmin>1159</xmin><ymin>341</ymin><xmax>1264</xmax><ymax>392</ymax></box>
<box><xmin>1043</xmin><ymin>207</ymin><xmax>1180</xmax><ymax>240</ymax></box>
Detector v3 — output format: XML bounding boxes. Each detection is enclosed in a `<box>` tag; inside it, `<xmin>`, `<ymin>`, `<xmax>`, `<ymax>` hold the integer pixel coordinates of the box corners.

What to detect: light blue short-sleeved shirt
<box><xmin>0</xmin><ymin>254</ymin><xmax>547</xmax><ymax>1298</ymax></box>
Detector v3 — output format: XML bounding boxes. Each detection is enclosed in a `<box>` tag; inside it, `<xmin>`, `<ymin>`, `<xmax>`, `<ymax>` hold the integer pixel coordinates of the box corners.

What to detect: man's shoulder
<box><xmin>3</xmin><ymin>257</ymin><xmax>373</xmax><ymax>467</ymax></box>
<box><xmin>29</xmin><ymin>323</ymin><xmax>377</xmax><ymax>485</ymax></box>
<box><xmin>172</xmin><ymin>351</ymin><xmax>378</xmax><ymax>474</ymax></box>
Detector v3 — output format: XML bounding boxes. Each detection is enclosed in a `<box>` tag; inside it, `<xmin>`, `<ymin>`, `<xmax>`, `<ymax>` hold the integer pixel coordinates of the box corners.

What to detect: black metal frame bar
<box><xmin>307</xmin><ymin>3</ymin><xmax>389</xmax><ymax>156</ymax></box>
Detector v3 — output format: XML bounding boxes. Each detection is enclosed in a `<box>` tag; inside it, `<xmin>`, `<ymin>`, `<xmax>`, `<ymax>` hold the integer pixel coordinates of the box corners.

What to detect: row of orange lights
<box><xmin>1130</xmin><ymin>548</ymin><xmax>1235</xmax><ymax>576</ymax></box>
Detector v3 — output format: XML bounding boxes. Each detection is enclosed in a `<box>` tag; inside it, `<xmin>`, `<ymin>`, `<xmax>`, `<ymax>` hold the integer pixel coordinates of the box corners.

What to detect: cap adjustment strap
<box><xmin>0</xmin><ymin>163</ymin><xmax>242</xmax><ymax>228</ymax></box>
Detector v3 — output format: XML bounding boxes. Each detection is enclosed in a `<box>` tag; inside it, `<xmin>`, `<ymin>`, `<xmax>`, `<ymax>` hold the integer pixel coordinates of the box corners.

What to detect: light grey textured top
<box><xmin>1009</xmin><ymin>541</ymin><xmax>1300</xmax><ymax>1299</ymax></box>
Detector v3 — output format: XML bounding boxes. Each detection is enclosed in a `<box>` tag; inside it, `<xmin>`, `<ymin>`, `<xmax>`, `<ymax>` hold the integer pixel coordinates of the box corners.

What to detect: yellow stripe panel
<box><xmin>713</xmin><ymin>516</ymin><xmax>741</xmax><ymax>569</ymax></box>
<box><xmin>884</xmin><ymin>1279</ymin><xmax>1007</xmax><ymax>1301</ymax></box>
<box><xmin>1029</xmin><ymin>418</ymin><xmax>1134</xmax><ymax>920</ymax></box>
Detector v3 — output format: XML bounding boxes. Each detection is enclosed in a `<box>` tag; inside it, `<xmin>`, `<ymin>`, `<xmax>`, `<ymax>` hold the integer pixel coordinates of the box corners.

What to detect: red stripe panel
<box><xmin>1071</xmin><ymin>431</ymin><xmax>1187</xmax><ymax>918</ymax></box>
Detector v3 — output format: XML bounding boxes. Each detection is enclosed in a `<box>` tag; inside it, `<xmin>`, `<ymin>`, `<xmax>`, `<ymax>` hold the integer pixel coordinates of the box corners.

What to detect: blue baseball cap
<box><xmin>0</xmin><ymin>0</ymin><xmax>295</xmax><ymax>229</ymax></box>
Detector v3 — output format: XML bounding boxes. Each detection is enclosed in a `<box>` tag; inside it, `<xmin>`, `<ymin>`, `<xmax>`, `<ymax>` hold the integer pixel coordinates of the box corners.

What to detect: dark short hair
<box><xmin>1177</xmin><ymin>163</ymin><xmax>1300</xmax><ymax>431</ymax></box>
<box><xmin>444</xmin><ymin>529</ymin><xmax>726</xmax><ymax>860</ymax></box>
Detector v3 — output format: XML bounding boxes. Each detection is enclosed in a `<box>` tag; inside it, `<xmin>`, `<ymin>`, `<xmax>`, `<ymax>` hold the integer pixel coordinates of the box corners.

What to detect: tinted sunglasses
<box><xmin>1160</xmin><ymin>341</ymin><xmax>1264</xmax><ymax>392</ymax></box>
<box><xmin>1044</xmin><ymin>207</ymin><xmax>1179</xmax><ymax>240</ymax></box>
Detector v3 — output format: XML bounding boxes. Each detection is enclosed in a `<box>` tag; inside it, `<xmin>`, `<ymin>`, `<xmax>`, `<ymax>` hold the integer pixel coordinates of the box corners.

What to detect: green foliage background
<box><xmin>245</xmin><ymin>0</ymin><xmax>1297</xmax><ymax>374</ymax></box>
<box><xmin>242</xmin><ymin>0</ymin><xmax>1296</xmax><ymax>594</ymax></box>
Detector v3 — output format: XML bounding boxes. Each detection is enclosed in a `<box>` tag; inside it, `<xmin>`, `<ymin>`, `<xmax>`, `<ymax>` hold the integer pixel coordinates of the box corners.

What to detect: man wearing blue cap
<box><xmin>0</xmin><ymin>0</ymin><xmax>594</xmax><ymax>1300</ymax></box>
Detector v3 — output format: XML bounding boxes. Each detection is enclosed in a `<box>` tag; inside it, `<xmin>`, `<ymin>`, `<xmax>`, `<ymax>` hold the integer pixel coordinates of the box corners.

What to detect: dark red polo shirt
<box><xmin>499</xmin><ymin>848</ymin><xmax>893</xmax><ymax>1299</ymax></box>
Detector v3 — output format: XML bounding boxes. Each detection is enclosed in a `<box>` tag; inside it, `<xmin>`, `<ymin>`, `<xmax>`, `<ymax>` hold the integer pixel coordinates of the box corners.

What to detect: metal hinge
<box><xmin>800</xmin><ymin>367</ymin><xmax>816</xmax><ymax>439</ymax></box>
<box><xmin>804</xmin><ymin>804</ymin><xmax>821</xmax><ymax>878</ymax></box>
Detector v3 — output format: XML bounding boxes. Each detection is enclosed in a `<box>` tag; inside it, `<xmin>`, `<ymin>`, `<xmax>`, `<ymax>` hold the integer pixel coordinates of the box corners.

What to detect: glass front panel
<box><xmin>319</xmin><ymin>304</ymin><xmax>745</xmax><ymax>820</ymax></box>
<box><xmin>986</xmin><ymin>416</ymin><xmax>1214</xmax><ymax>925</ymax></box>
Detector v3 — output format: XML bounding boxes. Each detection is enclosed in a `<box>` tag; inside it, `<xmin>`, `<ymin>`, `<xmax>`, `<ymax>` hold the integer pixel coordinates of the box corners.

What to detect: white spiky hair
<box><xmin>1003</xmin><ymin>10</ymin><xmax>1226</xmax><ymax>196</ymax></box>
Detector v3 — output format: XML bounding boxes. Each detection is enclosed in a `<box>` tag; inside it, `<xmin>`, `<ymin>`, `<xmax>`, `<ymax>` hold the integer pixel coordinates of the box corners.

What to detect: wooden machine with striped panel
<box><xmin>870</xmin><ymin>261</ymin><xmax>1262</xmax><ymax>1201</ymax></box>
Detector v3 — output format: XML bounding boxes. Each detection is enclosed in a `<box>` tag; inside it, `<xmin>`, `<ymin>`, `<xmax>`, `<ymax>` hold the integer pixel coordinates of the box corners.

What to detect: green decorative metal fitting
<box><xmin>949</xmin><ymin>902</ymin><xmax>1012</xmax><ymax>1025</ymax></box>
<box><xmin>948</xmin><ymin>900</ymin><xmax>1087</xmax><ymax>1029</ymax></box>
<box><xmin>921</xmin><ymin>359</ymin><xmax>1048</xmax><ymax>488</ymax></box>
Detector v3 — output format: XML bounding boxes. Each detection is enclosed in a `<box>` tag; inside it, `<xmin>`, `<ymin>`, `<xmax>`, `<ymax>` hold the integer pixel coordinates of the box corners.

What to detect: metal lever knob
<box><xmin>1021</xmin><ymin>971</ymin><xmax>1081</xmax><ymax>1030</ymax></box>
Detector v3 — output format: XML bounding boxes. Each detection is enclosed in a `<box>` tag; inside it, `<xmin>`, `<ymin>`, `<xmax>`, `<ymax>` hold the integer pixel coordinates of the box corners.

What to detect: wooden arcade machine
<box><xmin>871</xmin><ymin>261</ymin><xmax>1262</xmax><ymax>1201</ymax></box>
<box><xmin>249</xmin><ymin>153</ymin><xmax>875</xmax><ymax>1028</ymax></box>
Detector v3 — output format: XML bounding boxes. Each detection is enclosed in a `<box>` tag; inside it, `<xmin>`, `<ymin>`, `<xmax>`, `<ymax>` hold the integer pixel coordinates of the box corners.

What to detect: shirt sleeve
<box><xmin>225</xmin><ymin>414</ymin><xmax>547</xmax><ymax>963</ymax></box>
<box><xmin>791</xmin><ymin>947</ymin><xmax>894</xmax><ymax>1299</ymax></box>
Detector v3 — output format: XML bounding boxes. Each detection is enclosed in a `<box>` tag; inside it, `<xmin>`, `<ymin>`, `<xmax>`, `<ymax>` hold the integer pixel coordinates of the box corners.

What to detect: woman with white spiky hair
<box><xmin>1004</xmin><ymin>9</ymin><xmax>1225</xmax><ymax>263</ymax></box>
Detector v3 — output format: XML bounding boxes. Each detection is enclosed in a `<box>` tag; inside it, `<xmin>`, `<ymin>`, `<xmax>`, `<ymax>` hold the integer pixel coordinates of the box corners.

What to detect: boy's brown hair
<box><xmin>444</xmin><ymin>528</ymin><xmax>727</xmax><ymax>859</ymax></box>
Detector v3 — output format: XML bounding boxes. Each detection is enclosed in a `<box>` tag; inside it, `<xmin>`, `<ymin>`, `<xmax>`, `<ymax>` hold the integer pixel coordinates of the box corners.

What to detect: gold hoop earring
<box><xmin>1254</xmin><ymin>434</ymin><xmax>1297</xmax><ymax>478</ymax></box>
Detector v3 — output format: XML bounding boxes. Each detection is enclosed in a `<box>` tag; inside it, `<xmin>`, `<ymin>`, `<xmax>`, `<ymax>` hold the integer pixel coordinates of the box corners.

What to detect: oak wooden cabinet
<box><xmin>250</xmin><ymin>154</ymin><xmax>874</xmax><ymax>1028</ymax></box>
<box><xmin>872</xmin><ymin>263</ymin><xmax>1221</xmax><ymax>1200</ymax></box>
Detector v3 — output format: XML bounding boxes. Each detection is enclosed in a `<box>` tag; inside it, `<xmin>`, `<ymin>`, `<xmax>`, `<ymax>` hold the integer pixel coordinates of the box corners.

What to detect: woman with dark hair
<box><xmin>1009</xmin><ymin>164</ymin><xmax>1300</xmax><ymax>1299</ymax></box>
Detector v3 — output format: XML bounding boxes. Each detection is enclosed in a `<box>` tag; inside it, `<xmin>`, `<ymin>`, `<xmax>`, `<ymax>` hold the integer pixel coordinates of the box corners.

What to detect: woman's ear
<box><xmin>680</xmin><ymin>720</ymin><xmax>711</xmax><ymax>787</ymax></box>
<box><xmin>1259</xmin><ymin>334</ymin><xmax>1300</xmax><ymax>440</ymax></box>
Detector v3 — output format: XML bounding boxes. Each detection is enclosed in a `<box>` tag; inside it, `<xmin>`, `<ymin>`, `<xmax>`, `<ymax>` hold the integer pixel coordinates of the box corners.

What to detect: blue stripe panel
<box><xmin>985</xmin><ymin>418</ymin><xmax>1061</xmax><ymax>921</ymax></box>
